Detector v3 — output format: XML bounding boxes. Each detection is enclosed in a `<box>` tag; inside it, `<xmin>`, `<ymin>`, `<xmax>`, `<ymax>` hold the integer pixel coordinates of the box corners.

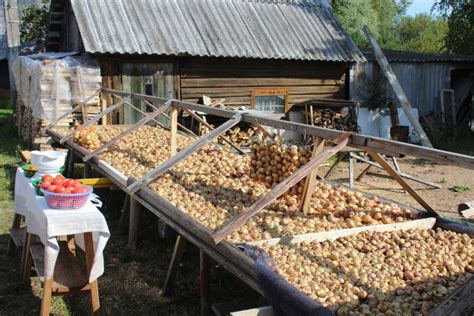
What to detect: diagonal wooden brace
<box><xmin>367</xmin><ymin>151</ymin><xmax>439</xmax><ymax>217</ymax></box>
<box><xmin>126</xmin><ymin>113</ymin><xmax>243</xmax><ymax>195</ymax></box>
<box><xmin>300</xmin><ymin>137</ymin><xmax>325</xmax><ymax>214</ymax></box>
<box><xmin>184</xmin><ymin>109</ymin><xmax>246</xmax><ymax>154</ymax></box>
<box><xmin>60</xmin><ymin>95</ymin><xmax>131</xmax><ymax>144</ymax></box>
<box><xmin>212</xmin><ymin>132</ymin><xmax>351</xmax><ymax>244</ymax></box>
<box><xmin>82</xmin><ymin>102</ymin><xmax>172</xmax><ymax>162</ymax></box>
<box><xmin>45</xmin><ymin>88</ymin><xmax>101</xmax><ymax>131</ymax></box>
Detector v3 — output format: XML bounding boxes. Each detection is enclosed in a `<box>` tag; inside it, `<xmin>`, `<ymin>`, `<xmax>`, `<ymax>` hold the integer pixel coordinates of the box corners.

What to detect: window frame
<box><xmin>250</xmin><ymin>89</ymin><xmax>289</xmax><ymax>113</ymax></box>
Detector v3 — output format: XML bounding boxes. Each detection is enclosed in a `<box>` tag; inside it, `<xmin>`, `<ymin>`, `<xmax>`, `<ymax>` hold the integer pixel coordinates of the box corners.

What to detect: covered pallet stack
<box><xmin>13</xmin><ymin>54</ymin><xmax>101</xmax><ymax>149</ymax></box>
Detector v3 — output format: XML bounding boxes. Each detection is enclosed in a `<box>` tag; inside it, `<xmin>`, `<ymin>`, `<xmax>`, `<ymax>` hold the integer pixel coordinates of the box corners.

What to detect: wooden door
<box><xmin>122</xmin><ymin>63</ymin><xmax>173</xmax><ymax>126</ymax></box>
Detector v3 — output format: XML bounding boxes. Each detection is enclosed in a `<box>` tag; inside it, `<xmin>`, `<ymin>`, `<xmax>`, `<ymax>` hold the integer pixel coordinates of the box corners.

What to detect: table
<box><xmin>13</xmin><ymin>168</ymin><xmax>110</xmax><ymax>315</ymax></box>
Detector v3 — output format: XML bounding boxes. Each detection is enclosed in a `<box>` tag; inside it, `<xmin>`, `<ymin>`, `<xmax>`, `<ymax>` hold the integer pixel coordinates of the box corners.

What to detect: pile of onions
<box><xmin>264</xmin><ymin>228</ymin><xmax>474</xmax><ymax>315</ymax></box>
<box><xmin>58</xmin><ymin>125</ymin><xmax>416</xmax><ymax>241</ymax></box>
<box><xmin>72</xmin><ymin>125</ymin><xmax>102</xmax><ymax>150</ymax></box>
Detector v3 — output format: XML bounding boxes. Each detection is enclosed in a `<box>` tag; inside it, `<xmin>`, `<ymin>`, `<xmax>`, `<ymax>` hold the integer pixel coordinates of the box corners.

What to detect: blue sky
<box><xmin>406</xmin><ymin>0</ymin><xmax>438</xmax><ymax>16</ymax></box>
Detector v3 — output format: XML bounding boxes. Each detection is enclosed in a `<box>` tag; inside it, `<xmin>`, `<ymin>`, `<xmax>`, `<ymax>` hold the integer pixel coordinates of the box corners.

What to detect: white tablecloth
<box><xmin>14</xmin><ymin>168</ymin><xmax>110</xmax><ymax>282</ymax></box>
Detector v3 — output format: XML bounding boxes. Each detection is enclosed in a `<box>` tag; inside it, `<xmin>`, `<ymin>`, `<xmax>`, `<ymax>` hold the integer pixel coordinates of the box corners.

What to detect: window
<box><xmin>251</xmin><ymin>89</ymin><xmax>289</xmax><ymax>113</ymax></box>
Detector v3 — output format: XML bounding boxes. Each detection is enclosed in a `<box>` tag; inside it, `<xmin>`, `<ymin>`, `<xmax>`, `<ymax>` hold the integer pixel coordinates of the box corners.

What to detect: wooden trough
<box><xmin>45</xmin><ymin>88</ymin><xmax>474</xmax><ymax>315</ymax></box>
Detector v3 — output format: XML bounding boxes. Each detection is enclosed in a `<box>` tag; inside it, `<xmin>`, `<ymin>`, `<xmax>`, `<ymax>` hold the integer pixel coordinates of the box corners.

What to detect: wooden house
<box><xmin>45</xmin><ymin>0</ymin><xmax>365</xmax><ymax>124</ymax></box>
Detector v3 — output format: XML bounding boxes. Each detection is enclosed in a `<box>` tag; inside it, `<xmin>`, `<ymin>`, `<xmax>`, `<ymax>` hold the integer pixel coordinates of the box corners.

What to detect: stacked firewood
<box><xmin>311</xmin><ymin>108</ymin><xmax>357</xmax><ymax>131</ymax></box>
<box><xmin>219</xmin><ymin>126</ymin><xmax>260</xmax><ymax>148</ymax></box>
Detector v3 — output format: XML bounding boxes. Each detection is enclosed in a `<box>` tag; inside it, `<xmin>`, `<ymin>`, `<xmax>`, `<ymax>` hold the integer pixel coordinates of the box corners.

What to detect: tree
<box><xmin>20</xmin><ymin>0</ymin><xmax>50</xmax><ymax>46</ymax></box>
<box><xmin>397</xmin><ymin>14</ymin><xmax>448</xmax><ymax>53</ymax></box>
<box><xmin>433</xmin><ymin>0</ymin><xmax>474</xmax><ymax>55</ymax></box>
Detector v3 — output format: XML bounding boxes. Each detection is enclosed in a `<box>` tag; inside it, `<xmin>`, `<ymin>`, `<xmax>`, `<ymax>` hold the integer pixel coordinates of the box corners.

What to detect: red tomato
<box><xmin>66</xmin><ymin>186</ymin><xmax>75</xmax><ymax>193</ymax></box>
<box><xmin>63</xmin><ymin>179</ymin><xmax>75</xmax><ymax>187</ymax></box>
<box><xmin>47</xmin><ymin>185</ymin><xmax>57</xmax><ymax>192</ymax></box>
<box><xmin>73</xmin><ymin>181</ymin><xmax>82</xmax><ymax>188</ymax></box>
<box><xmin>53</xmin><ymin>178</ymin><xmax>64</xmax><ymax>186</ymax></box>
<box><xmin>79</xmin><ymin>186</ymin><xmax>88</xmax><ymax>193</ymax></box>
<box><xmin>55</xmin><ymin>186</ymin><xmax>67</xmax><ymax>194</ymax></box>
<box><xmin>55</xmin><ymin>174</ymin><xmax>65</xmax><ymax>180</ymax></box>
<box><xmin>42</xmin><ymin>175</ymin><xmax>54</xmax><ymax>182</ymax></box>
<box><xmin>41</xmin><ymin>181</ymin><xmax>52</xmax><ymax>189</ymax></box>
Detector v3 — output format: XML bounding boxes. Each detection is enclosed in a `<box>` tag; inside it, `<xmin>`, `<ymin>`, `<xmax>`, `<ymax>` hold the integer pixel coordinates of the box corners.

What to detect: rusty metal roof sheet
<box><xmin>69</xmin><ymin>0</ymin><xmax>365</xmax><ymax>62</ymax></box>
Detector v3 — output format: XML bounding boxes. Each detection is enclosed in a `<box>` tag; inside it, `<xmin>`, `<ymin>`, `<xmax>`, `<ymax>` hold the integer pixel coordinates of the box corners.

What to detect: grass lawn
<box><xmin>0</xmin><ymin>108</ymin><xmax>259</xmax><ymax>315</ymax></box>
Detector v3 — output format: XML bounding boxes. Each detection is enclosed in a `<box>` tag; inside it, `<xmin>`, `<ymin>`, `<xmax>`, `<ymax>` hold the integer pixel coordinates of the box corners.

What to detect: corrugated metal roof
<box><xmin>69</xmin><ymin>0</ymin><xmax>365</xmax><ymax>62</ymax></box>
<box><xmin>363</xmin><ymin>49</ymin><xmax>474</xmax><ymax>63</ymax></box>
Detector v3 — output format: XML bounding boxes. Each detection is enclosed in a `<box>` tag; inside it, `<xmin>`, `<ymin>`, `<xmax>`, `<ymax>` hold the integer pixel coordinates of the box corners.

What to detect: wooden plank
<box><xmin>59</xmin><ymin>95</ymin><xmax>131</xmax><ymax>144</ymax></box>
<box><xmin>170</xmin><ymin>106</ymin><xmax>178</xmax><ymax>157</ymax></box>
<box><xmin>430</xmin><ymin>276</ymin><xmax>474</xmax><ymax>316</ymax></box>
<box><xmin>126</xmin><ymin>114</ymin><xmax>242</xmax><ymax>194</ymax></box>
<box><xmin>212</xmin><ymin>133</ymin><xmax>351</xmax><ymax>244</ymax></box>
<box><xmin>181</xmin><ymin>78</ymin><xmax>342</xmax><ymax>88</ymax></box>
<box><xmin>184</xmin><ymin>109</ymin><xmax>245</xmax><ymax>154</ymax></box>
<box><xmin>7</xmin><ymin>214</ymin><xmax>23</xmax><ymax>255</ymax></box>
<box><xmin>355</xmin><ymin>164</ymin><xmax>372</xmax><ymax>181</ymax></box>
<box><xmin>82</xmin><ymin>102</ymin><xmax>171</xmax><ymax>161</ymax></box>
<box><xmin>247</xmin><ymin>218</ymin><xmax>436</xmax><ymax>247</ymax></box>
<box><xmin>142</xmin><ymin>99</ymin><xmax>197</xmax><ymax>136</ymax></box>
<box><xmin>200</xmin><ymin>250</ymin><xmax>210</xmax><ymax>316</ymax></box>
<box><xmin>367</xmin><ymin>151</ymin><xmax>439</xmax><ymax>216</ymax></box>
<box><xmin>363</xmin><ymin>26</ymin><xmax>433</xmax><ymax>148</ymax></box>
<box><xmin>300</xmin><ymin>137</ymin><xmax>324</xmax><ymax>214</ymax></box>
<box><xmin>84</xmin><ymin>232</ymin><xmax>100</xmax><ymax>314</ymax></box>
<box><xmin>162</xmin><ymin>235</ymin><xmax>187</xmax><ymax>297</ymax></box>
<box><xmin>99</xmin><ymin>89</ymin><xmax>474</xmax><ymax>170</ymax></box>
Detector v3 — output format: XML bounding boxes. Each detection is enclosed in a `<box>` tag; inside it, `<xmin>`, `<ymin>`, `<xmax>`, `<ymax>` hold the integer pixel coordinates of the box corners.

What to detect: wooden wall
<box><xmin>179</xmin><ymin>57</ymin><xmax>348</xmax><ymax>109</ymax></box>
<box><xmin>100</xmin><ymin>56</ymin><xmax>350</xmax><ymax>123</ymax></box>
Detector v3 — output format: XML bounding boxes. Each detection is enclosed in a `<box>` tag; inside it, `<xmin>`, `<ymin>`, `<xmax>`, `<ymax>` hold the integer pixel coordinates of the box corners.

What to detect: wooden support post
<box><xmin>367</xmin><ymin>151</ymin><xmax>439</xmax><ymax>216</ymax></box>
<box><xmin>60</xmin><ymin>95</ymin><xmax>131</xmax><ymax>144</ymax></box>
<box><xmin>22</xmin><ymin>233</ymin><xmax>33</xmax><ymax>284</ymax></box>
<box><xmin>84</xmin><ymin>232</ymin><xmax>100</xmax><ymax>314</ymax></box>
<box><xmin>142</xmin><ymin>100</ymin><xmax>197</xmax><ymax>136</ymax></box>
<box><xmin>184</xmin><ymin>109</ymin><xmax>245</xmax><ymax>154</ymax></box>
<box><xmin>126</xmin><ymin>114</ymin><xmax>242</xmax><ymax>194</ymax></box>
<box><xmin>83</xmin><ymin>102</ymin><xmax>171</xmax><ymax>161</ymax></box>
<box><xmin>65</xmin><ymin>149</ymin><xmax>75</xmax><ymax>178</ymax></box>
<box><xmin>300</xmin><ymin>137</ymin><xmax>324</xmax><ymax>214</ymax></box>
<box><xmin>83</xmin><ymin>163</ymin><xmax>92</xmax><ymax>178</ymax></box>
<box><xmin>170</xmin><ymin>106</ymin><xmax>178</xmax><ymax>157</ymax></box>
<box><xmin>324</xmin><ymin>152</ymin><xmax>346</xmax><ymax>179</ymax></box>
<box><xmin>7</xmin><ymin>213</ymin><xmax>22</xmax><ymax>256</ymax></box>
<box><xmin>40</xmin><ymin>278</ymin><xmax>53</xmax><ymax>316</ymax></box>
<box><xmin>363</xmin><ymin>26</ymin><xmax>432</xmax><ymax>148</ymax></box>
<box><xmin>128</xmin><ymin>197</ymin><xmax>141</xmax><ymax>251</ymax></box>
<box><xmin>212</xmin><ymin>133</ymin><xmax>351</xmax><ymax>244</ymax></box>
<box><xmin>355</xmin><ymin>165</ymin><xmax>372</xmax><ymax>182</ymax></box>
<box><xmin>349</xmin><ymin>153</ymin><xmax>355</xmax><ymax>188</ymax></box>
<box><xmin>119</xmin><ymin>194</ymin><xmax>131</xmax><ymax>234</ymax></box>
<box><xmin>200</xmin><ymin>250</ymin><xmax>210</xmax><ymax>316</ymax></box>
<box><xmin>162</xmin><ymin>235</ymin><xmax>187</xmax><ymax>297</ymax></box>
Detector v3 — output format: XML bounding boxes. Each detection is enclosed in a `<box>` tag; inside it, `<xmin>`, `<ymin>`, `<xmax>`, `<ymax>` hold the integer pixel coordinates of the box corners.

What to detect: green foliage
<box><xmin>449</xmin><ymin>184</ymin><xmax>471</xmax><ymax>193</ymax></box>
<box><xmin>433</xmin><ymin>0</ymin><xmax>474</xmax><ymax>55</ymax></box>
<box><xmin>20</xmin><ymin>0</ymin><xmax>50</xmax><ymax>44</ymax></box>
<box><xmin>330</xmin><ymin>0</ymin><xmax>450</xmax><ymax>54</ymax></box>
<box><xmin>359</xmin><ymin>74</ymin><xmax>392</xmax><ymax>115</ymax></box>
<box><xmin>439</xmin><ymin>178</ymin><xmax>448</xmax><ymax>184</ymax></box>
<box><xmin>397</xmin><ymin>14</ymin><xmax>448</xmax><ymax>52</ymax></box>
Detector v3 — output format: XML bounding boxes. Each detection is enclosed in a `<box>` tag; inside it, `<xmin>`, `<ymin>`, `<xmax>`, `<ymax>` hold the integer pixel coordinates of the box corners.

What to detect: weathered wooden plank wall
<box><xmin>180</xmin><ymin>58</ymin><xmax>348</xmax><ymax>109</ymax></box>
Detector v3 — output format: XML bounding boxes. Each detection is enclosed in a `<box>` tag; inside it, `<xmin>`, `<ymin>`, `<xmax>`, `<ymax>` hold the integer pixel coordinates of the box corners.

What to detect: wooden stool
<box><xmin>22</xmin><ymin>232</ymin><xmax>100</xmax><ymax>315</ymax></box>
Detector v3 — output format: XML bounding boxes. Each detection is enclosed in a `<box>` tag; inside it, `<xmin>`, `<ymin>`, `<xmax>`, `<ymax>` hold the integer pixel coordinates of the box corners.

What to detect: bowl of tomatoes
<box><xmin>40</xmin><ymin>174</ymin><xmax>92</xmax><ymax>209</ymax></box>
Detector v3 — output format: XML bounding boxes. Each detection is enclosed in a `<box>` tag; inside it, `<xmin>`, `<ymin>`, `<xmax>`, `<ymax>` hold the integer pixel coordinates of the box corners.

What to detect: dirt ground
<box><xmin>320</xmin><ymin>156</ymin><xmax>474</xmax><ymax>219</ymax></box>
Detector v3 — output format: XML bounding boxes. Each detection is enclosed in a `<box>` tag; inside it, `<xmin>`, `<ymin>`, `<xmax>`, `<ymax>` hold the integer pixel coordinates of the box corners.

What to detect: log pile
<box><xmin>218</xmin><ymin>126</ymin><xmax>260</xmax><ymax>148</ymax></box>
<box><xmin>311</xmin><ymin>108</ymin><xmax>357</xmax><ymax>131</ymax></box>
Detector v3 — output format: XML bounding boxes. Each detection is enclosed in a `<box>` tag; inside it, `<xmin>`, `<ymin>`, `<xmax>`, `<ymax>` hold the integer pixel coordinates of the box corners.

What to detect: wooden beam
<box><xmin>142</xmin><ymin>100</ymin><xmax>197</xmax><ymax>136</ymax></box>
<box><xmin>212</xmin><ymin>133</ymin><xmax>351</xmax><ymax>244</ymax></box>
<box><xmin>170</xmin><ymin>106</ymin><xmax>178</xmax><ymax>157</ymax></box>
<box><xmin>82</xmin><ymin>102</ymin><xmax>171</xmax><ymax>162</ymax></box>
<box><xmin>184</xmin><ymin>109</ymin><xmax>246</xmax><ymax>154</ymax></box>
<box><xmin>162</xmin><ymin>235</ymin><xmax>187</xmax><ymax>297</ymax></box>
<box><xmin>126</xmin><ymin>114</ymin><xmax>242</xmax><ymax>194</ymax></box>
<box><xmin>363</xmin><ymin>26</ymin><xmax>433</xmax><ymax>148</ymax></box>
<box><xmin>367</xmin><ymin>151</ymin><xmax>439</xmax><ymax>216</ymax></box>
<box><xmin>60</xmin><ymin>95</ymin><xmax>131</xmax><ymax>144</ymax></box>
<box><xmin>300</xmin><ymin>137</ymin><xmax>324</xmax><ymax>214</ymax></box>
<box><xmin>100</xmin><ymin>88</ymin><xmax>474</xmax><ymax>170</ymax></box>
